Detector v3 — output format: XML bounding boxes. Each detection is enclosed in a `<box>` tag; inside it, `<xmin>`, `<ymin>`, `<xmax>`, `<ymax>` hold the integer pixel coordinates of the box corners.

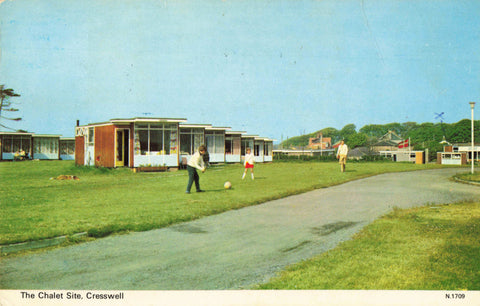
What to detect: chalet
<box><xmin>0</xmin><ymin>132</ymin><xmax>33</xmax><ymax>160</ymax></box>
<box><xmin>75</xmin><ymin>117</ymin><xmax>186</xmax><ymax>168</ymax></box>
<box><xmin>0</xmin><ymin>132</ymin><xmax>63</xmax><ymax>160</ymax></box>
<box><xmin>75</xmin><ymin>117</ymin><xmax>274</xmax><ymax>169</ymax></box>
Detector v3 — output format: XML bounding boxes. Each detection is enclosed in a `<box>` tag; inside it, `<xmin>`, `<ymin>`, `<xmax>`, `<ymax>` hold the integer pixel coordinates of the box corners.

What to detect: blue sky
<box><xmin>1</xmin><ymin>0</ymin><xmax>479</xmax><ymax>141</ymax></box>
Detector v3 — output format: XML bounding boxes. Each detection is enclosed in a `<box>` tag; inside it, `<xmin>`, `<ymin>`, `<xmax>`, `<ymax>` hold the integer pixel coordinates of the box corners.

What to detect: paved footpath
<box><xmin>2</xmin><ymin>168</ymin><xmax>480</xmax><ymax>290</ymax></box>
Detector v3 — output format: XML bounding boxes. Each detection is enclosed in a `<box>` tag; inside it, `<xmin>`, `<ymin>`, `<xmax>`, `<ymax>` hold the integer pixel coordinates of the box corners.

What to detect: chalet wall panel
<box><xmin>75</xmin><ymin>136</ymin><xmax>85</xmax><ymax>166</ymax></box>
<box><xmin>94</xmin><ymin>125</ymin><xmax>115</xmax><ymax>168</ymax></box>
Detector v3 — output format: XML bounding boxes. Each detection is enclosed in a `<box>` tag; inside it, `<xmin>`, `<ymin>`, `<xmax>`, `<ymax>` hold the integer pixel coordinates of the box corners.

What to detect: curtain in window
<box><xmin>214</xmin><ymin>134</ymin><xmax>224</xmax><ymax>154</ymax></box>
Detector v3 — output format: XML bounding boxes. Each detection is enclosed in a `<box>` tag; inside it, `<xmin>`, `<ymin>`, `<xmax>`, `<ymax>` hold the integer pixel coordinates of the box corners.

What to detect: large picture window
<box><xmin>60</xmin><ymin>140</ymin><xmax>75</xmax><ymax>155</ymax></box>
<box><xmin>180</xmin><ymin>128</ymin><xmax>204</xmax><ymax>155</ymax></box>
<box><xmin>205</xmin><ymin>131</ymin><xmax>224</xmax><ymax>154</ymax></box>
<box><xmin>241</xmin><ymin>138</ymin><xmax>254</xmax><ymax>155</ymax></box>
<box><xmin>134</xmin><ymin>123</ymin><xmax>177</xmax><ymax>155</ymax></box>
<box><xmin>264</xmin><ymin>142</ymin><xmax>272</xmax><ymax>156</ymax></box>
<box><xmin>34</xmin><ymin>137</ymin><xmax>58</xmax><ymax>154</ymax></box>
<box><xmin>226</xmin><ymin>136</ymin><xmax>241</xmax><ymax>155</ymax></box>
<box><xmin>2</xmin><ymin>135</ymin><xmax>31</xmax><ymax>153</ymax></box>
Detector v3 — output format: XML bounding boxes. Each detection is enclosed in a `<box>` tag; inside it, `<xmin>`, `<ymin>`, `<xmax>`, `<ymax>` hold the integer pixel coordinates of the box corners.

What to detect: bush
<box><xmin>273</xmin><ymin>154</ymin><xmax>336</xmax><ymax>162</ymax></box>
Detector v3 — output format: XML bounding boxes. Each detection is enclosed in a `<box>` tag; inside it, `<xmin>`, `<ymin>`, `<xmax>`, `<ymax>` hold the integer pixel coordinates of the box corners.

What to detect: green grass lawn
<box><xmin>0</xmin><ymin>160</ymin><xmax>444</xmax><ymax>245</ymax></box>
<box><xmin>257</xmin><ymin>201</ymin><xmax>480</xmax><ymax>290</ymax></box>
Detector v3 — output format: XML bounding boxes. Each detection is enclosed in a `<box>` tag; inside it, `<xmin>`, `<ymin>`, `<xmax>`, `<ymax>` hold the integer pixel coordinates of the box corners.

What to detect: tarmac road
<box><xmin>1</xmin><ymin>168</ymin><xmax>480</xmax><ymax>290</ymax></box>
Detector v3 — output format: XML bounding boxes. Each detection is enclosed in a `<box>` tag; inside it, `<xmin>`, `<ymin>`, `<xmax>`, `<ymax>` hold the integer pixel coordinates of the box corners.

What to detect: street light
<box><xmin>470</xmin><ymin>102</ymin><xmax>476</xmax><ymax>174</ymax></box>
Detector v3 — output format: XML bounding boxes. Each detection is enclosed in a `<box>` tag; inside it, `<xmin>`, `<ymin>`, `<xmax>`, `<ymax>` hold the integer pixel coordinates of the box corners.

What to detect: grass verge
<box><xmin>257</xmin><ymin>201</ymin><xmax>480</xmax><ymax>290</ymax></box>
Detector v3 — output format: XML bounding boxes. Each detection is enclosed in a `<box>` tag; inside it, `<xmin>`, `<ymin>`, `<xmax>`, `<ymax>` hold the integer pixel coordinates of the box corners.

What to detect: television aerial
<box><xmin>435</xmin><ymin>112</ymin><xmax>449</xmax><ymax>145</ymax></box>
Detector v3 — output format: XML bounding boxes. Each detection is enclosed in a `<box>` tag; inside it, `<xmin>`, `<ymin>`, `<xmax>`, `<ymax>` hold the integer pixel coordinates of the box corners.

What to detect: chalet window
<box><xmin>87</xmin><ymin>128</ymin><xmax>94</xmax><ymax>145</ymax></box>
<box><xmin>134</xmin><ymin>123</ymin><xmax>177</xmax><ymax>155</ymax></box>
<box><xmin>254</xmin><ymin>144</ymin><xmax>260</xmax><ymax>156</ymax></box>
<box><xmin>180</xmin><ymin>128</ymin><xmax>204</xmax><ymax>154</ymax></box>
<box><xmin>241</xmin><ymin>138</ymin><xmax>253</xmax><ymax>155</ymax></box>
<box><xmin>34</xmin><ymin>137</ymin><xmax>58</xmax><ymax>154</ymax></box>
<box><xmin>205</xmin><ymin>131</ymin><xmax>224</xmax><ymax>154</ymax></box>
<box><xmin>60</xmin><ymin>141</ymin><xmax>75</xmax><ymax>155</ymax></box>
<box><xmin>2</xmin><ymin>135</ymin><xmax>31</xmax><ymax>153</ymax></box>
<box><xmin>264</xmin><ymin>142</ymin><xmax>272</xmax><ymax>156</ymax></box>
<box><xmin>225</xmin><ymin>137</ymin><xmax>233</xmax><ymax>154</ymax></box>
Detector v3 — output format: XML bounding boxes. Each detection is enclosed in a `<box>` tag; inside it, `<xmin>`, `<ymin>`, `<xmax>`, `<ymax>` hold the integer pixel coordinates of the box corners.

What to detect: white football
<box><xmin>224</xmin><ymin>181</ymin><xmax>232</xmax><ymax>189</ymax></box>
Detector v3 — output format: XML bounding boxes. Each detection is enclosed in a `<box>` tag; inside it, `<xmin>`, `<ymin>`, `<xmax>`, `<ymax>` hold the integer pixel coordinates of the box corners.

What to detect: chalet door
<box><xmin>116</xmin><ymin>129</ymin><xmax>129</xmax><ymax>167</ymax></box>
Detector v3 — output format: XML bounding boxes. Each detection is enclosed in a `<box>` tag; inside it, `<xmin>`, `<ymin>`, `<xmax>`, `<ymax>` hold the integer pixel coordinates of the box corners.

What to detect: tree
<box><xmin>0</xmin><ymin>85</ymin><xmax>21</xmax><ymax>130</ymax></box>
<box><xmin>359</xmin><ymin>124</ymin><xmax>388</xmax><ymax>138</ymax></box>
<box><xmin>345</xmin><ymin>132</ymin><xmax>368</xmax><ymax>149</ymax></box>
<box><xmin>339</xmin><ymin>124</ymin><xmax>356</xmax><ymax>140</ymax></box>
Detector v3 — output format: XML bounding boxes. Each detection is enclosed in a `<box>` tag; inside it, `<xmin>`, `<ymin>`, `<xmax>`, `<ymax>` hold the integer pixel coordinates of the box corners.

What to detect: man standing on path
<box><xmin>336</xmin><ymin>140</ymin><xmax>348</xmax><ymax>172</ymax></box>
<box><xmin>186</xmin><ymin>145</ymin><xmax>207</xmax><ymax>194</ymax></box>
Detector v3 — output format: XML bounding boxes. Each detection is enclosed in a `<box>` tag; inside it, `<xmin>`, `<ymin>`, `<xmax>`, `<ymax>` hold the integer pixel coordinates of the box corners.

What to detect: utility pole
<box><xmin>470</xmin><ymin>102</ymin><xmax>475</xmax><ymax>174</ymax></box>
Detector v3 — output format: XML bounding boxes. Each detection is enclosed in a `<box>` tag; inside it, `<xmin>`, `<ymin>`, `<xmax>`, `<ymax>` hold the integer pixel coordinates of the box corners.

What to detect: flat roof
<box><xmin>33</xmin><ymin>134</ymin><xmax>62</xmax><ymax>138</ymax></box>
<box><xmin>179</xmin><ymin>123</ymin><xmax>213</xmax><ymax>129</ymax></box>
<box><xmin>80</xmin><ymin>117</ymin><xmax>188</xmax><ymax>127</ymax></box>
<box><xmin>205</xmin><ymin>126</ymin><xmax>231</xmax><ymax>131</ymax></box>
<box><xmin>225</xmin><ymin>131</ymin><xmax>246</xmax><ymax>135</ymax></box>
<box><xmin>110</xmin><ymin>117</ymin><xmax>187</xmax><ymax>124</ymax></box>
<box><xmin>0</xmin><ymin>132</ymin><xmax>34</xmax><ymax>136</ymax></box>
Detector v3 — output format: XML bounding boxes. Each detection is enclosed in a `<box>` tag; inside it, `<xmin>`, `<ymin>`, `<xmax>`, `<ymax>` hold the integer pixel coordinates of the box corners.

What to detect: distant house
<box><xmin>380</xmin><ymin>150</ymin><xmax>425</xmax><ymax>164</ymax></box>
<box><xmin>307</xmin><ymin>133</ymin><xmax>331</xmax><ymax>150</ymax></box>
<box><xmin>371</xmin><ymin>131</ymin><xmax>403</xmax><ymax>152</ymax></box>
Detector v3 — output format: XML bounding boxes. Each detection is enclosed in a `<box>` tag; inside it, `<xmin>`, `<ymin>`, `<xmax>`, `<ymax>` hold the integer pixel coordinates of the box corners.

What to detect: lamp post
<box><xmin>470</xmin><ymin>102</ymin><xmax>476</xmax><ymax>174</ymax></box>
